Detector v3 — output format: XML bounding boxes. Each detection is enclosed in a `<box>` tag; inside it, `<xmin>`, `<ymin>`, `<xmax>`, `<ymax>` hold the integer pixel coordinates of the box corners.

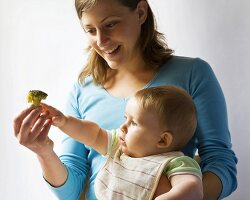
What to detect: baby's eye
<box><xmin>131</xmin><ymin>121</ymin><xmax>137</xmax><ymax>126</ymax></box>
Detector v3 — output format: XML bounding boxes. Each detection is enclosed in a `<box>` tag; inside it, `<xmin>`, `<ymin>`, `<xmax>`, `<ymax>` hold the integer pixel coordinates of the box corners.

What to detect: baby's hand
<box><xmin>40</xmin><ymin>103</ymin><xmax>67</xmax><ymax>128</ymax></box>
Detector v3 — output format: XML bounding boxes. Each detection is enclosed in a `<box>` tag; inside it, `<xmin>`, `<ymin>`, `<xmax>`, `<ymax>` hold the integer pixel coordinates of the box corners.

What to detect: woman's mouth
<box><xmin>103</xmin><ymin>45</ymin><xmax>120</xmax><ymax>56</ymax></box>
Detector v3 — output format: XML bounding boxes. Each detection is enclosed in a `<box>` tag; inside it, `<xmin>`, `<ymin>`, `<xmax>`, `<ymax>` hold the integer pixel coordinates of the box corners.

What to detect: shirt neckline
<box><xmin>101</xmin><ymin>65</ymin><xmax>162</xmax><ymax>101</ymax></box>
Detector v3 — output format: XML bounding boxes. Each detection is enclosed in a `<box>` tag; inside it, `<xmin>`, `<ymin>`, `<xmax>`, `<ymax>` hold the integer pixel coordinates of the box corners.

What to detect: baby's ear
<box><xmin>157</xmin><ymin>132</ymin><xmax>173</xmax><ymax>148</ymax></box>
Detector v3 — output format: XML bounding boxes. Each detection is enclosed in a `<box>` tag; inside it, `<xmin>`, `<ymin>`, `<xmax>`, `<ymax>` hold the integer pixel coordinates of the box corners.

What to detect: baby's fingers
<box><xmin>40</xmin><ymin>103</ymin><xmax>63</xmax><ymax>116</ymax></box>
<box><xmin>51</xmin><ymin>116</ymin><xmax>66</xmax><ymax>127</ymax></box>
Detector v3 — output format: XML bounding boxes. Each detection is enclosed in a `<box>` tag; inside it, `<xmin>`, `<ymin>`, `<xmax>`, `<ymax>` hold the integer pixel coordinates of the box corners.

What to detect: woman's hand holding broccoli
<box><xmin>13</xmin><ymin>105</ymin><xmax>54</xmax><ymax>157</ymax></box>
<box><xmin>13</xmin><ymin>90</ymin><xmax>54</xmax><ymax>157</ymax></box>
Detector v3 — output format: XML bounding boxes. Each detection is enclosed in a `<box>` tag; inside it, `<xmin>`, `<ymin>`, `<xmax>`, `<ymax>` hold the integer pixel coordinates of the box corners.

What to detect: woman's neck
<box><xmin>104</xmin><ymin>63</ymin><xmax>158</xmax><ymax>98</ymax></box>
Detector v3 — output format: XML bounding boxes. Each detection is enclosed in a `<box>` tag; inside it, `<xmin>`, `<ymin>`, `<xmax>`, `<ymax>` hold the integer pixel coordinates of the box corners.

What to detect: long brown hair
<box><xmin>75</xmin><ymin>0</ymin><xmax>174</xmax><ymax>85</ymax></box>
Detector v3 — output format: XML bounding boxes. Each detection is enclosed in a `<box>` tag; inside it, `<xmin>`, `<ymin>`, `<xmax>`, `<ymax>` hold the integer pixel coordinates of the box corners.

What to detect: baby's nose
<box><xmin>120</xmin><ymin>124</ymin><xmax>127</xmax><ymax>134</ymax></box>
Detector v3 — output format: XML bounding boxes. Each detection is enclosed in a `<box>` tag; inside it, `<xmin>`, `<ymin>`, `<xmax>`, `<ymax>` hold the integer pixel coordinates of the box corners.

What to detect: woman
<box><xmin>13</xmin><ymin>0</ymin><xmax>237</xmax><ymax>199</ymax></box>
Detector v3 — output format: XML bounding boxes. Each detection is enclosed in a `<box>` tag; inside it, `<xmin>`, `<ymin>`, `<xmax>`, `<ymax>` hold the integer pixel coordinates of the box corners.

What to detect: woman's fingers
<box><xmin>13</xmin><ymin>106</ymin><xmax>55</xmax><ymax>156</ymax></box>
<box><xmin>29</xmin><ymin>112</ymin><xmax>49</xmax><ymax>142</ymax></box>
<box><xmin>17</xmin><ymin>107</ymin><xmax>43</xmax><ymax>145</ymax></box>
<box><xmin>13</xmin><ymin>106</ymin><xmax>35</xmax><ymax>136</ymax></box>
<box><xmin>38</xmin><ymin>119</ymin><xmax>52</xmax><ymax>143</ymax></box>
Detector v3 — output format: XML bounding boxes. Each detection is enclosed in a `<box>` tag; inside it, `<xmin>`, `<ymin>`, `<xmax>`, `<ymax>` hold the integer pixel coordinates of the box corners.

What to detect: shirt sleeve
<box><xmin>190</xmin><ymin>58</ymin><xmax>238</xmax><ymax>199</ymax></box>
<box><xmin>45</xmin><ymin>83</ymin><xmax>90</xmax><ymax>200</ymax></box>
<box><xmin>163</xmin><ymin>156</ymin><xmax>202</xmax><ymax>179</ymax></box>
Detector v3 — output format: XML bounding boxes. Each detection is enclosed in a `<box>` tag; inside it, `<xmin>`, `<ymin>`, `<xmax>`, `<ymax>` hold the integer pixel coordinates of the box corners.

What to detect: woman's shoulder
<box><xmin>68</xmin><ymin>76</ymin><xmax>105</xmax><ymax>103</ymax></box>
<box><xmin>71</xmin><ymin>76</ymin><xmax>100</xmax><ymax>93</ymax></box>
<box><xmin>159</xmin><ymin>56</ymin><xmax>214</xmax><ymax>80</ymax></box>
<box><xmin>73</xmin><ymin>76</ymin><xmax>94</xmax><ymax>88</ymax></box>
<box><xmin>152</xmin><ymin>56</ymin><xmax>216</xmax><ymax>94</ymax></box>
<box><xmin>162</xmin><ymin>56</ymin><xmax>212</xmax><ymax>71</ymax></box>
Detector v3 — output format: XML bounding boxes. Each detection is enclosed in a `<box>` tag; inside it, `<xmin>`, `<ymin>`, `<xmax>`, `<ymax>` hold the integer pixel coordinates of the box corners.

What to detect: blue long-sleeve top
<box><xmin>47</xmin><ymin>56</ymin><xmax>237</xmax><ymax>200</ymax></box>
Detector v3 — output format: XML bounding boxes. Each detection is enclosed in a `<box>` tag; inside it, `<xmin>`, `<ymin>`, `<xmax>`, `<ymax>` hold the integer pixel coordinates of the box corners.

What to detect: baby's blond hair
<box><xmin>134</xmin><ymin>86</ymin><xmax>197</xmax><ymax>150</ymax></box>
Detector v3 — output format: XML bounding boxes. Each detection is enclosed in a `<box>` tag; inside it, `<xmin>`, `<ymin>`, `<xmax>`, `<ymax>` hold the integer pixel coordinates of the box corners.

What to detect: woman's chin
<box><xmin>105</xmin><ymin>58</ymin><xmax>123</xmax><ymax>70</ymax></box>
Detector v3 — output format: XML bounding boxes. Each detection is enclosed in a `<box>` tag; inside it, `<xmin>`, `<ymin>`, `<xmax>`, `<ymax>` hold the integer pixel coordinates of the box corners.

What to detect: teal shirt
<box><xmin>47</xmin><ymin>56</ymin><xmax>237</xmax><ymax>200</ymax></box>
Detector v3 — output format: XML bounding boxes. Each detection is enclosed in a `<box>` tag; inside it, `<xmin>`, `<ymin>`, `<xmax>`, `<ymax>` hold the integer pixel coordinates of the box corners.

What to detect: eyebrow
<box><xmin>82</xmin><ymin>15</ymin><xmax>122</xmax><ymax>27</ymax></box>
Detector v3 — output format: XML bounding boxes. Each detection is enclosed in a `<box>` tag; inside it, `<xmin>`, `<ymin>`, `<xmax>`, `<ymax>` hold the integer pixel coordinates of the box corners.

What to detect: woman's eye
<box><xmin>85</xmin><ymin>29</ymin><xmax>96</xmax><ymax>35</ymax></box>
<box><xmin>105</xmin><ymin>22</ymin><xmax>117</xmax><ymax>28</ymax></box>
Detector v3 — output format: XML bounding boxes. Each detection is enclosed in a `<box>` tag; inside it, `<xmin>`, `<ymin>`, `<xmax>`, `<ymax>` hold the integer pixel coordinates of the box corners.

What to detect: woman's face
<box><xmin>81</xmin><ymin>0</ymin><xmax>148</xmax><ymax>69</ymax></box>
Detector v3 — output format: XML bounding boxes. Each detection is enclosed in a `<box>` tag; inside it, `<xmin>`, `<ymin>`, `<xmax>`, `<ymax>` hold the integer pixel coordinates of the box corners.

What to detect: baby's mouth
<box><xmin>119</xmin><ymin>136</ymin><xmax>126</xmax><ymax>145</ymax></box>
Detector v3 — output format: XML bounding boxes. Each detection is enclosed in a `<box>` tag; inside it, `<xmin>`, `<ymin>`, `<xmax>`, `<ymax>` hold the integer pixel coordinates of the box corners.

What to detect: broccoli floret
<box><xmin>27</xmin><ymin>90</ymin><xmax>48</xmax><ymax>107</ymax></box>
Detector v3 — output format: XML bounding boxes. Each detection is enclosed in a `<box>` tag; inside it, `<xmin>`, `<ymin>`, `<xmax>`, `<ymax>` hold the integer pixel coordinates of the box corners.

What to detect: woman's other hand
<box><xmin>13</xmin><ymin>106</ymin><xmax>54</xmax><ymax>157</ymax></box>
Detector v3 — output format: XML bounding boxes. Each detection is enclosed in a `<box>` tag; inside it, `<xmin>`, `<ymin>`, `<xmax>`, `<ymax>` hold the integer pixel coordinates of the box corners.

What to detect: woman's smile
<box><xmin>102</xmin><ymin>45</ymin><xmax>121</xmax><ymax>59</ymax></box>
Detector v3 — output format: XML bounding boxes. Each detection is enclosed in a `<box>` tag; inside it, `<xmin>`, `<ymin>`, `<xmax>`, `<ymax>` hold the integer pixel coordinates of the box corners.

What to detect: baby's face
<box><xmin>119</xmin><ymin>98</ymin><xmax>164</xmax><ymax>157</ymax></box>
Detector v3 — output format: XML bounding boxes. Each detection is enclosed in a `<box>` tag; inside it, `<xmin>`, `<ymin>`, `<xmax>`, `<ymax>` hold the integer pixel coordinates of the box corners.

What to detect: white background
<box><xmin>0</xmin><ymin>0</ymin><xmax>249</xmax><ymax>199</ymax></box>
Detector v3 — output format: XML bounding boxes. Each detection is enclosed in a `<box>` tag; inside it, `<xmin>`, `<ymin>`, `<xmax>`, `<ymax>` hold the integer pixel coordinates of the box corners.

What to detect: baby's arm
<box><xmin>155</xmin><ymin>174</ymin><xmax>203</xmax><ymax>200</ymax></box>
<box><xmin>42</xmin><ymin>103</ymin><xmax>108</xmax><ymax>155</ymax></box>
<box><xmin>155</xmin><ymin>156</ymin><xmax>203</xmax><ymax>200</ymax></box>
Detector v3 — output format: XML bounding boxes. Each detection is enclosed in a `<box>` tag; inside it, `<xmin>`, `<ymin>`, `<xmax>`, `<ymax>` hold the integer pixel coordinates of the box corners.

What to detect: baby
<box><xmin>43</xmin><ymin>86</ymin><xmax>203</xmax><ymax>200</ymax></box>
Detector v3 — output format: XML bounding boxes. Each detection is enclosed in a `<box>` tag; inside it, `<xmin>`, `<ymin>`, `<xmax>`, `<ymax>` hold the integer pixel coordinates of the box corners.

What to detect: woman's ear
<box><xmin>136</xmin><ymin>0</ymin><xmax>148</xmax><ymax>25</ymax></box>
<box><xmin>157</xmin><ymin>131</ymin><xmax>173</xmax><ymax>148</ymax></box>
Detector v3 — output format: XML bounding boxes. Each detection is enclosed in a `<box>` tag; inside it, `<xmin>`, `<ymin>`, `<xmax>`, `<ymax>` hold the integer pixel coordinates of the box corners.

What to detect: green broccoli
<box><xmin>27</xmin><ymin>90</ymin><xmax>48</xmax><ymax>107</ymax></box>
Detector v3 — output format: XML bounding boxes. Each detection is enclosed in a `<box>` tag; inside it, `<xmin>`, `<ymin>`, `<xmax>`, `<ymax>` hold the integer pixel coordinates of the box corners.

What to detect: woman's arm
<box><xmin>202</xmin><ymin>172</ymin><xmax>222</xmax><ymax>200</ymax></box>
<box><xmin>13</xmin><ymin>106</ymin><xmax>69</xmax><ymax>193</ymax></box>
<box><xmin>191</xmin><ymin>58</ymin><xmax>238</xmax><ymax>199</ymax></box>
<box><xmin>37</xmin><ymin>151</ymin><xmax>68</xmax><ymax>187</ymax></box>
<box><xmin>195</xmin><ymin>156</ymin><xmax>222</xmax><ymax>200</ymax></box>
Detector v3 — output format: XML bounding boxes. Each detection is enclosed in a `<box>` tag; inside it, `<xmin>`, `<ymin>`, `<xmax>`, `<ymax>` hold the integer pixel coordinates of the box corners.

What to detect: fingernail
<box><xmin>40</xmin><ymin>111</ymin><xmax>48</xmax><ymax>116</ymax></box>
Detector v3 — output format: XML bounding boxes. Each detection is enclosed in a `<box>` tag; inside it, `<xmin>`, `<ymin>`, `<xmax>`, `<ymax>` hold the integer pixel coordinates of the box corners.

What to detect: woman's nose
<box><xmin>96</xmin><ymin>30</ymin><xmax>109</xmax><ymax>47</ymax></box>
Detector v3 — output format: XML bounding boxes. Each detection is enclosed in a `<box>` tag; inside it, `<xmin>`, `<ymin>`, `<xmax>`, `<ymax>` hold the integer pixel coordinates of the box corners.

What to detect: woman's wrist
<box><xmin>37</xmin><ymin>151</ymin><xmax>68</xmax><ymax>187</ymax></box>
<box><xmin>36</xmin><ymin>149</ymin><xmax>57</xmax><ymax>161</ymax></box>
